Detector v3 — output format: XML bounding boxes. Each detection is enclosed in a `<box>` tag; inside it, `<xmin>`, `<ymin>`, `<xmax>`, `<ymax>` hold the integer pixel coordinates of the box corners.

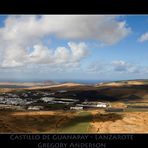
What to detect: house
<box><xmin>96</xmin><ymin>102</ymin><xmax>111</xmax><ymax>108</ymax></box>
<box><xmin>58</xmin><ymin>90</ymin><xmax>67</xmax><ymax>93</ymax></box>
<box><xmin>0</xmin><ymin>97</ymin><xmax>27</xmax><ymax>106</ymax></box>
<box><xmin>41</xmin><ymin>97</ymin><xmax>55</xmax><ymax>102</ymax></box>
<box><xmin>0</xmin><ymin>104</ymin><xmax>25</xmax><ymax>110</ymax></box>
<box><xmin>23</xmin><ymin>94</ymin><xmax>28</xmax><ymax>97</ymax></box>
<box><xmin>70</xmin><ymin>106</ymin><xmax>83</xmax><ymax>110</ymax></box>
<box><xmin>76</xmin><ymin>102</ymin><xmax>111</xmax><ymax>108</ymax></box>
<box><xmin>27</xmin><ymin>106</ymin><xmax>44</xmax><ymax>111</ymax></box>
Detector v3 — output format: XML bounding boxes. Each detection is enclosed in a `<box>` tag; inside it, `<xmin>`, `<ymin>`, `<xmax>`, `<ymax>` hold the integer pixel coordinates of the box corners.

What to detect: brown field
<box><xmin>90</xmin><ymin>111</ymin><xmax>148</xmax><ymax>133</ymax></box>
<box><xmin>0</xmin><ymin>80</ymin><xmax>148</xmax><ymax>133</ymax></box>
<box><xmin>0</xmin><ymin>82</ymin><xmax>83</xmax><ymax>93</ymax></box>
<box><xmin>0</xmin><ymin>110</ymin><xmax>78</xmax><ymax>133</ymax></box>
<box><xmin>0</xmin><ymin>110</ymin><xmax>148</xmax><ymax>133</ymax></box>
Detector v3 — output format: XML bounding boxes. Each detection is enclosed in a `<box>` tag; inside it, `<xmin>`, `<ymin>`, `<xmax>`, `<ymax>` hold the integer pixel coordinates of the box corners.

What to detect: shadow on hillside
<box><xmin>0</xmin><ymin>111</ymin><xmax>123</xmax><ymax>133</ymax></box>
<box><xmin>60</xmin><ymin>113</ymin><xmax>123</xmax><ymax>129</ymax></box>
<box><xmin>93</xmin><ymin>113</ymin><xmax>123</xmax><ymax>122</ymax></box>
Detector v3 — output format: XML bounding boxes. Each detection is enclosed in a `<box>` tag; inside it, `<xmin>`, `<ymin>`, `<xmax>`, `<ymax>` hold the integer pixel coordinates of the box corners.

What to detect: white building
<box><xmin>28</xmin><ymin>106</ymin><xmax>43</xmax><ymax>110</ymax></box>
<box><xmin>0</xmin><ymin>97</ymin><xmax>28</xmax><ymax>106</ymax></box>
<box><xmin>96</xmin><ymin>103</ymin><xmax>107</xmax><ymax>108</ymax></box>
<box><xmin>76</xmin><ymin>102</ymin><xmax>110</xmax><ymax>108</ymax></box>
<box><xmin>41</xmin><ymin>97</ymin><xmax>55</xmax><ymax>102</ymax></box>
<box><xmin>23</xmin><ymin>94</ymin><xmax>28</xmax><ymax>97</ymax></box>
<box><xmin>70</xmin><ymin>106</ymin><xmax>83</xmax><ymax>110</ymax></box>
<box><xmin>58</xmin><ymin>90</ymin><xmax>67</xmax><ymax>93</ymax></box>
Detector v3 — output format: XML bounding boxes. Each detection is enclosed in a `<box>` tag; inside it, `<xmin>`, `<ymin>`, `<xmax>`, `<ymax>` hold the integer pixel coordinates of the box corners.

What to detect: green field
<box><xmin>57</xmin><ymin>111</ymin><xmax>92</xmax><ymax>133</ymax></box>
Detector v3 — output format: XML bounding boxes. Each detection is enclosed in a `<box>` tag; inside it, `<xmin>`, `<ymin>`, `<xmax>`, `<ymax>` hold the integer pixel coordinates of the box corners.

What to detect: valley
<box><xmin>0</xmin><ymin>80</ymin><xmax>148</xmax><ymax>133</ymax></box>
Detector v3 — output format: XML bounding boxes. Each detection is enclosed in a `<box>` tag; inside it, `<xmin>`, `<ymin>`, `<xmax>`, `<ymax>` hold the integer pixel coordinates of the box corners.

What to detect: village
<box><xmin>0</xmin><ymin>90</ymin><xmax>112</xmax><ymax>111</ymax></box>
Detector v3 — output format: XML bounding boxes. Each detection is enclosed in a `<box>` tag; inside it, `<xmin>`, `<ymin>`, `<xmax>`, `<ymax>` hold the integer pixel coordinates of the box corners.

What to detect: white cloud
<box><xmin>112</xmin><ymin>60</ymin><xmax>140</xmax><ymax>73</ymax></box>
<box><xmin>87</xmin><ymin>61</ymin><xmax>110</xmax><ymax>73</ymax></box>
<box><xmin>112</xmin><ymin>60</ymin><xmax>128</xmax><ymax>72</ymax></box>
<box><xmin>138</xmin><ymin>32</ymin><xmax>148</xmax><ymax>42</ymax></box>
<box><xmin>29</xmin><ymin>44</ymin><xmax>53</xmax><ymax>64</ymax></box>
<box><xmin>51</xmin><ymin>15</ymin><xmax>131</xmax><ymax>44</ymax></box>
<box><xmin>0</xmin><ymin>15</ymin><xmax>131</xmax><ymax>46</ymax></box>
<box><xmin>87</xmin><ymin>60</ymin><xmax>142</xmax><ymax>74</ymax></box>
<box><xmin>0</xmin><ymin>15</ymin><xmax>131</xmax><ymax>69</ymax></box>
<box><xmin>68</xmin><ymin>42</ymin><xmax>88</xmax><ymax>61</ymax></box>
<box><xmin>1</xmin><ymin>42</ymin><xmax>88</xmax><ymax>68</ymax></box>
<box><xmin>54</xmin><ymin>47</ymin><xmax>70</xmax><ymax>64</ymax></box>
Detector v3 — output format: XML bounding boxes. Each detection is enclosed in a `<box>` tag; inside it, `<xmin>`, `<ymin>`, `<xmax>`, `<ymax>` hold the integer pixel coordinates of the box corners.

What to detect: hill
<box><xmin>96</xmin><ymin>79</ymin><xmax>148</xmax><ymax>87</ymax></box>
<box><xmin>0</xmin><ymin>79</ymin><xmax>148</xmax><ymax>102</ymax></box>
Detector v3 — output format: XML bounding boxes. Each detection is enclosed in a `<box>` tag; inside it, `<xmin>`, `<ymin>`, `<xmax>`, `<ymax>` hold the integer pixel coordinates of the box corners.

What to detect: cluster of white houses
<box><xmin>41</xmin><ymin>97</ymin><xmax>79</xmax><ymax>105</ymax></box>
<box><xmin>70</xmin><ymin>102</ymin><xmax>111</xmax><ymax>110</ymax></box>
<box><xmin>0</xmin><ymin>96</ymin><xmax>33</xmax><ymax>106</ymax></box>
<box><xmin>0</xmin><ymin>93</ymin><xmax>111</xmax><ymax>111</ymax></box>
<box><xmin>27</xmin><ymin>106</ymin><xmax>44</xmax><ymax>110</ymax></box>
<box><xmin>40</xmin><ymin>97</ymin><xmax>111</xmax><ymax>110</ymax></box>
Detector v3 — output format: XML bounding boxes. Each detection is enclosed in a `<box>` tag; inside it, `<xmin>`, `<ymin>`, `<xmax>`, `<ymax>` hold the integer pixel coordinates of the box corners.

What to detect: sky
<box><xmin>0</xmin><ymin>15</ymin><xmax>148</xmax><ymax>82</ymax></box>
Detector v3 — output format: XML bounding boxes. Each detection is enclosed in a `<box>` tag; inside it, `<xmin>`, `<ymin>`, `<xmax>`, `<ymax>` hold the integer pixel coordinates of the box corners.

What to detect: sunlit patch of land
<box><xmin>90</xmin><ymin>111</ymin><xmax>148</xmax><ymax>133</ymax></box>
<box><xmin>0</xmin><ymin>109</ymin><xmax>148</xmax><ymax>133</ymax></box>
<box><xmin>0</xmin><ymin>79</ymin><xmax>148</xmax><ymax>133</ymax></box>
<box><xmin>96</xmin><ymin>80</ymin><xmax>148</xmax><ymax>87</ymax></box>
<box><xmin>12</xmin><ymin>111</ymin><xmax>56</xmax><ymax>116</ymax></box>
<box><xmin>0</xmin><ymin>110</ymin><xmax>77</xmax><ymax>133</ymax></box>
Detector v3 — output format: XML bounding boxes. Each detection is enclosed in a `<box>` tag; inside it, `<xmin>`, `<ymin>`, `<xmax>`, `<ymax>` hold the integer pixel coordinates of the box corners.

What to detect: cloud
<box><xmin>29</xmin><ymin>44</ymin><xmax>54</xmax><ymax>64</ymax></box>
<box><xmin>87</xmin><ymin>60</ymin><xmax>142</xmax><ymax>74</ymax></box>
<box><xmin>67</xmin><ymin>42</ymin><xmax>88</xmax><ymax>61</ymax></box>
<box><xmin>138</xmin><ymin>32</ymin><xmax>148</xmax><ymax>42</ymax></box>
<box><xmin>112</xmin><ymin>60</ymin><xmax>128</xmax><ymax>72</ymax></box>
<box><xmin>112</xmin><ymin>60</ymin><xmax>140</xmax><ymax>73</ymax></box>
<box><xmin>87</xmin><ymin>61</ymin><xmax>110</xmax><ymax>73</ymax></box>
<box><xmin>0</xmin><ymin>15</ymin><xmax>131</xmax><ymax>69</ymax></box>
<box><xmin>1</xmin><ymin>42</ymin><xmax>88</xmax><ymax>68</ymax></box>
<box><xmin>1</xmin><ymin>15</ymin><xmax>130</xmax><ymax>44</ymax></box>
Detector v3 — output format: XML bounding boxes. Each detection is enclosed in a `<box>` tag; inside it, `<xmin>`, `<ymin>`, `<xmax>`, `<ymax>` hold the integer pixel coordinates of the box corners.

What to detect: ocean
<box><xmin>55</xmin><ymin>79</ymin><xmax>111</xmax><ymax>84</ymax></box>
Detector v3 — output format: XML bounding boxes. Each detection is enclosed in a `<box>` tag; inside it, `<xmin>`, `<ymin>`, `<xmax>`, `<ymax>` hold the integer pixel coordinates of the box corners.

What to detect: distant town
<box><xmin>0</xmin><ymin>80</ymin><xmax>148</xmax><ymax>133</ymax></box>
<box><xmin>0</xmin><ymin>89</ymin><xmax>111</xmax><ymax>111</ymax></box>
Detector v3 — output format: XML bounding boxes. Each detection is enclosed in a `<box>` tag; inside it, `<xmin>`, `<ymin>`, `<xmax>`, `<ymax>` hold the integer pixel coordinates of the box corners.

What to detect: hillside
<box><xmin>0</xmin><ymin>80</ymin><xmax>148</xmax><ymax>102</ymax></box>
<box><xmin>96</xmin><ymin>79</ymin><xmax>148</xmax><ymax>87</ymax></box>
<box><xmin>0</xmin><ymin>79</ymin><xmax>148</xmax><ymax>133</ymax></box>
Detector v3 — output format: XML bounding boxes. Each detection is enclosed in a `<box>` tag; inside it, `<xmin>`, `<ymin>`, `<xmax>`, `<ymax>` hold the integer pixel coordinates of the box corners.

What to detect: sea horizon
<box><xmin>0</xmin><ymin>78</ymin><xmax>148</xmax><ymax>84</ymax></box>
